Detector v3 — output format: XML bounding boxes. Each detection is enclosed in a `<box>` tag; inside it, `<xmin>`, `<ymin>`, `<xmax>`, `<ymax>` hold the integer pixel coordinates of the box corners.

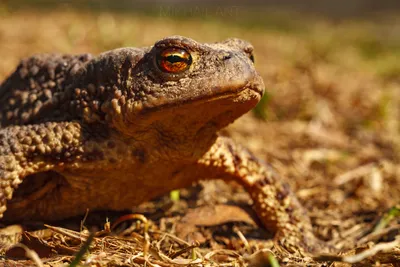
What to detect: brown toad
<box><xmin>0</xmin><ymin>36</ymin><xmax>323</xmax><ymax>255</ymax></box>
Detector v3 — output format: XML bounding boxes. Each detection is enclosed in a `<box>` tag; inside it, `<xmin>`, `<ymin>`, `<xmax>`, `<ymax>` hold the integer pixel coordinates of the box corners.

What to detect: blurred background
<box><xmin>1</xmin><ymin>0</ymin><xmax>400</xmax><ymax>165</ymax></box>
<box><xmin>1</xmin><ymin>1</ymin><xmax>400</xmax><ymax>263</ymax></box>
<box><xmin>2</xmin><ymin>0</ymin><xmax>400</xmax><ymax>180</ymax></box>
<box><xmin>1</xmin><ymin>0</ymin><xmax>400</xmax><ymax>128</ymax></box>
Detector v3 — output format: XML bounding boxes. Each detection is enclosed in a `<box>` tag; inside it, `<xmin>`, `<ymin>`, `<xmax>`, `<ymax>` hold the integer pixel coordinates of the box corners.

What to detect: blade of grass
<box><xmin>69</xmin><ymin>232</ymin><xmax>94</xmax><ymax>267</ymax></box>
<box><xmin>170</xmin><ymin>189</ymin><xmax>180</xmax><ymax>202</ymax></box>
<box><xmin>373</xmin><ymin>205</ymin><xmax>400</xmax><ymax>232</ymax></box>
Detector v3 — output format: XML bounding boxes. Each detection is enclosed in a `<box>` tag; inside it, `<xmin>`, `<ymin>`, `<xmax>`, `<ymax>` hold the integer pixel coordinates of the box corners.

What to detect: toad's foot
<box><xmin>198</xmin><ymin>137</ymin><xmax>329</xmax><ymax>255</ymax></box>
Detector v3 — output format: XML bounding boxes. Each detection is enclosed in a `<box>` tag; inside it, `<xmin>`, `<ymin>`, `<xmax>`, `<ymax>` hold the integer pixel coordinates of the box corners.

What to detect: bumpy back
<box><xmin>0</xmin><ymin>48</ymin><xmax>148</xmax><ymax>128</ymax></box>
<box><xmin>0</xmin><ymin>53</ymin><xmax>93</xmax><ymax>127</ymax></box>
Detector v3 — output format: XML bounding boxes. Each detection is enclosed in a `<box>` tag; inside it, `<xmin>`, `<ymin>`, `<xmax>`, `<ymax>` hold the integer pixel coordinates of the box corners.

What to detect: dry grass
<box><xmin>1</xmin><ymin>3</ymin><xmax>400</xmax><ymax>266</ymax></box>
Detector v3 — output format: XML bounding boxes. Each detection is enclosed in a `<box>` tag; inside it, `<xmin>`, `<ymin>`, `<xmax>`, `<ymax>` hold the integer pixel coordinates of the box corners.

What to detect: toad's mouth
<box><xmin>118</xmin><ymin>80</ymin><xmax>264</xmax><ymax>137</ymax></box>
<box><xmin>126</xmin><ymin>78</ymin><xmax>264</xmax><ymax>117</ymax></box>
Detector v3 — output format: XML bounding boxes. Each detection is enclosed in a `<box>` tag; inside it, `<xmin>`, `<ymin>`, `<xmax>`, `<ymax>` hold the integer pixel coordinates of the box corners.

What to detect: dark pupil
<box><xmin>166</xmin><ymin>55</ymin><xmax>185</xmax><ymax>63</ymax></box>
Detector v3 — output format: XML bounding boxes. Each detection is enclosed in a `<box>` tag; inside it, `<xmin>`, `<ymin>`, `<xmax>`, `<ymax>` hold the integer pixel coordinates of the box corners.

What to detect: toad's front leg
<box><xmin>0</xmin><ymin>121</ymin><xmax>90</xmax><ymax>221</ymax></box>
<box><xmin>197</xmin><ymin>136</ymin><xmax>326</xmax><ymax>255</ymax></box>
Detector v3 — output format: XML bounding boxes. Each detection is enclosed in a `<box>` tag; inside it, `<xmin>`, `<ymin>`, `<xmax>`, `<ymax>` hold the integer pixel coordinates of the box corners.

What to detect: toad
<box><xmin>0</xmin><ymin>36</ymin><xmax>323</xmax><ymax>255</ymax></box>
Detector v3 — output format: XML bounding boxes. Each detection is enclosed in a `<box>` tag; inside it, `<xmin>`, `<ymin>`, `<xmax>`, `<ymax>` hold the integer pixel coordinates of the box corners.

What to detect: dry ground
<box><xmin>1</xmin><ymin>4</ymin><xmax>400</xmax><ymax>266</ymax></box>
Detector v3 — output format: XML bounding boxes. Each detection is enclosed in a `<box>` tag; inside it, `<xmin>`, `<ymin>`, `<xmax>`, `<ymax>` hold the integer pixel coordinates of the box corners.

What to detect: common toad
<box><xmin>0</xmin><ymin>36</ymin><xmax>323</xmax><ymax>255</ymax></box>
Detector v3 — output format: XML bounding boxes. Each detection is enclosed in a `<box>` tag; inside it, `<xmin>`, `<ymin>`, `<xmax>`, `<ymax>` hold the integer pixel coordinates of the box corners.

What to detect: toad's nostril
<box><xmin>249</xmin><ymin>54</ymin><xmax>255</xmax><ymax>63</ymax></box>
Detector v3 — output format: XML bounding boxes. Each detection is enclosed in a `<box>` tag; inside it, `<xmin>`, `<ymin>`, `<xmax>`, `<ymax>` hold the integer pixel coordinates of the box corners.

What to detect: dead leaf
<box><xmin>175</xmin><ymin>204</ymin><xmax>258</xmax><ymax>240</ymax></box>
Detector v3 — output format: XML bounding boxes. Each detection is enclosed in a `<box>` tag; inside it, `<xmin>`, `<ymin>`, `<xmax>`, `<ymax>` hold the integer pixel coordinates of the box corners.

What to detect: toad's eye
<box><xmin>156</xmin><ymin>48</ymin><xmax>192</xmax><ymax>73</ymax></box>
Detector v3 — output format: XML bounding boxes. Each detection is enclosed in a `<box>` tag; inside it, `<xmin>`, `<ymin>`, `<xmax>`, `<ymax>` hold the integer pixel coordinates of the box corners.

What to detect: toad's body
<box><xmin>0</xmin><ymin>36</ymin><xmax>323</xmax><ymax>255</ymax></box>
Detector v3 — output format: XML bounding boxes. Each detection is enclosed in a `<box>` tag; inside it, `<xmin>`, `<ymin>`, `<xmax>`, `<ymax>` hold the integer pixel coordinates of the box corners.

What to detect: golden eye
<box><xmin>156</xmin><ymin>48</ymin><xmax>192</xmax><ymax>73</ymax></box>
